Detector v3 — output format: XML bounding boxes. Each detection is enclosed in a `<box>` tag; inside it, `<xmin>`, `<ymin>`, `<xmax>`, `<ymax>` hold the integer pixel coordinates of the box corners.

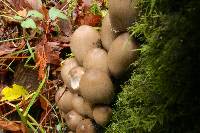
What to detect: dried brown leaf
<box><xmin>0</xmin><ymin>118</ymin><xmax>27</xmax><ymax>133</ymax></box>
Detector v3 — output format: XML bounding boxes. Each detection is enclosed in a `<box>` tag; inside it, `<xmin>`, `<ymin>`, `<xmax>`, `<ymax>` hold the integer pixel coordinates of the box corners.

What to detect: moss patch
<box><xmin>106</xmin><ymin>0</ymin><xmax>200</xmax><ymax>132</ymax></box>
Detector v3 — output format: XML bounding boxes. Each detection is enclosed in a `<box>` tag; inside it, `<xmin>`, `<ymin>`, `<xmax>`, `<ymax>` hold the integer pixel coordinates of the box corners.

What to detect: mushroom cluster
<box><xmin>55</xmin><ymin>0</ymin><xmax>139</xmax><ymax>132</ymax></box>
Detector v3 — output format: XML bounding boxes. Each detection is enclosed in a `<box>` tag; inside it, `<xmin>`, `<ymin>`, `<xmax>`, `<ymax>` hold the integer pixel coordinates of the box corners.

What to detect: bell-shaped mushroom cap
<box><xmin>76</xmin><ymin>119</ymin><xmax>96</xmax><ymax>133</ymax></box>
<box><xmin>60</xmin><ymin>58</ymin><xmax>79</xmax><ymax>88</ymax></box>
<box><xmin>56</xmin><ymin>90</ymin><xmax>74</xmax><ymax>114</ymax></box>
<box><xmin>108</xmin><ymin>33</ymin><xmax>138</xmax><ymax>78</ymax></box>
<box><xmin>109</xmin><ymin>0</ymin><xmax>139</xmax><ymax>32</ymax></box>
<box><xmin>64</xmin><ymin>110</ymin><xmax>84</xmax><ymax>131</ymax></box>
<box><xmin>93</xmin><ymin>105</ymin><xmax>112</xmax><ymax>126</ymax></box>
<box><xmin>70</xmin><ymin>25</ymin><xmax>101</xmax><ymax>65</ymax></box>
<box><xmin>80</xmin><ymin>69</ymin><xmax>114</xmax><ymax>104</ymax></box>
<box><xmin>72</xmin><ymin>94</ymin><xmax>93</xmax><ymax>118</ymax></box>
<box><xmin>101</xmin><ymin>14</ymin><xmax>117</xmax><ymax>51</ymax></box>
<box><xmin>83</xmin><ymin>48</ymin><xmax>109</xmax><ymax>74</ymax></box>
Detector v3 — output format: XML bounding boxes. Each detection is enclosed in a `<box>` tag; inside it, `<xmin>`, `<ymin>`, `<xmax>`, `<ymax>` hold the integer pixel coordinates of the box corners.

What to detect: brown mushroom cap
<box><xmin>83</xmin><ymin>48</ymin><xmax>109</xmax><ymax>74</ymax></box>
<box><xmin>76</xmin><ymin>119</ymin><xmax>96</xmax><ymax>133</ymax></box>
<box><xmin>79</xmin><ymin>69</ymin><xmax>114</xmax><ymax>104</ymax></box>
<box><xmin>70</xmin><ymin>25</ymin><xmax>101</xmax><ymax>65</ymax></box>
<box><xmin>72</xmin><ymin>94</ymin><xmax>93</xmax><ymax>118</ymax></box>
<box><xmin>101</xmin><ymin>14</ymin><xmax>117</xmax><ymax>51</ymax></box>
<box><xmin>109</xmin><ymin>0</ymin><xmax>139</xmax><ymax>32</ymax></box>
<box><xmin>108</xmin><ymin>33</ymin><xmax>138</xmax><ymax>78</ymax></box>
<box><xmin>61</xmin><ymin>58</ymin><xmax>79</xmax><ymax>88</ymax></box>
<box><xmin>93</xmin><ymin>105</ymin><xmax>112</xmax><ymax>126</ymax></box>
<box><xmin>56</xmin><ymin>90</ymin><xmax>74</xmax><ymax>114</ymax></box>
<box><xmin>68</xmin><ymin>66</ymin><xmax>85</xmax><ymax>93</ymax></box>
<box><xmin>64</xmin><ymin>110</ymin><xmax>84</xmax><ymax>131</ymax></box>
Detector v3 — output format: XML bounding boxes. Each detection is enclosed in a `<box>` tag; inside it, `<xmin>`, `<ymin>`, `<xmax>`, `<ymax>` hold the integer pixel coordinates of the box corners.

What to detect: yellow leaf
<box><xmin>1</xmin><ymin>84</ymin><xmax>28</xmax><ymax>101</ymax></box>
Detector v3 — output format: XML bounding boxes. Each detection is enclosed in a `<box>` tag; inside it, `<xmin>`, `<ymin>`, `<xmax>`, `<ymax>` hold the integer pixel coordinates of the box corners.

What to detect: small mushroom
<box><xmin>70</xmin><ymin>25</ymin><xmax>101</xmax><ymax>65</ymax></box>
<box><xmin>108</xmin><ymin>33</ymin><xmax>138</xmax><ymax>78</ymax></box>
<box><xmin>56</xmin><ymin>90</ymin><xmax>73</xmax><ymax>114</ymax></box>
<box><xmin>93</xmin><ymin>105</ymin><xmax>112</xmax><ymax>126</ymax></box>
<box><xmin>68</xmin><ymin>66</ymin><xmax>85</xmax><ymax>93</ymax></box>
<box><xmin>72</xmin><ymin>94</ymin><xmax>93</xmax><ymax>118</ymax></box>
<box><xmin>61</xmin><ymin>58</ymin><xmax>79</xmax><ymax>88</ymax></box>
<box><xmin>80</xmin><ymin>69</ymin><xmax>114</xmax><ymax>104</ymax></box>
<box><xmin>83</xmin><ymin>48</ymin><xmax>109</xmax><ymax>74</ymax></box>
<box><xmin>64</xmin><ymin>110</ymin><xmax>84</xmax><ymax>131</ymax></box>
<box><xmin>109</xmin><ymin>0</ymin><xmax>139</xmax><ymax>32</ymax></box>
<box><xmin>76</xmin><ymin>119</ymin><xmax>96</xmax><ymax>133</ymax></box>
<box><xmin>101</xmin><ymin>14</ymin><xmax>117</xmax><ymax>51</ymax></box>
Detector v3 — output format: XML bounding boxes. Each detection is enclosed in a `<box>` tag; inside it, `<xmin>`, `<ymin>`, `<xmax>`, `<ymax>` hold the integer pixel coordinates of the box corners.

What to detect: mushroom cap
<box><xmin>76</xmin><ymin>119</ymin><xmax>96</xmax><ymax>133</ymax></box>
<box><xmin>79</xmin><ymin>69</ymin><xmax>114</xmax><ymax>104</ymax></box>
<box><xmin>70</xmin><ymin>25</ymin><xmax>101</xmax><ymax>65</ymax></box>
<box><xmin>109</xmin><ymin>0</ymin><xmax>139</xmax><ymax>32</ymax></box>
<box><xmin>93</xmin><ymin>105</ymin><xmax>112</xmax><ymax>126</ymax></box>
<box><xmin>72</xmin><ymin>94</ymin><xmax>93</xmax><ymax>118</ymax></box>
<box><xmin>61</xmin><ymin>58</ymin><xmax>79</xmax><ymax>88</ymax></box>
<box><xmin>101</xmin><ymin>14</ymin><xmax>117</xmax><ymax>51</ymax></box>
<box><xmin>56</xmin><ymin>90</ymin><xmax>74</xmax><ymax>114</ymax></box>
<box><xmin>83</xmin><ymin>48</ymin><xmax>109</xmax><ymax>74</ymax></box>
<box><xmin>64</xmin><ymin>110</ymin><xmax>84</xmax><ymax>131</ymax></box>
<box><xmin>68</xmin><ymin>66</ymin><xmax>85</xmax><ymax>93</ymax></box>
<box><xmin>108</xmin><ymin>33</ymin><xmax>138</xmax><ymax>78</ymax></box>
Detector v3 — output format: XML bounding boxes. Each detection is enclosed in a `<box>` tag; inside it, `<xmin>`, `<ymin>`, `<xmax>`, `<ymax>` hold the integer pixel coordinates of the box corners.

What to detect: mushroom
<box><xmin>68</xmin><ymin>66</ymin><xmax>85</xmax><ymax>93</ymax></box>
<box><xmin>108</xmin><ymin>33</ymin><xmax>138</xmax><ymax>78</ymax></box>
<box><xmin>61</xmin><ymin>58</ymin><xmax>79</xmax><ymax>88</ymax></box>
<box><xmin>64</xmin><ymin>110</ymin><xmax>84</xmax><ymax>131</ymax></box>
<box><xmin>79</xmin><ymin>69</ymin><xmax>114</xmax><ymax>104</ymax></box>
<box><xmin>56</xmin><ymin>90</ymin><xmax>74</xmax><ymax>114</ymax></box>
<box><xmin>83</xmin><ymin>48</ymin><xmax>109</xmax><ymax>74</ymax></box>
<box><xmin>70</xmin><ymin>25</ymin><xmax>101</xmax><ymax>65</ymax></box>
<box><xmin>93</xmin><ymin>105</ymin><xmax>112</xmax><ymax>126</ymax></box>
<box><xmin>76</xmin><ymin>119</ymin><xmax>96</xmax><ymax>133</ymax></box>
<box><xmin>101</xmin><ymin>14</ymin><xmax>117</xmax><ymax>51</ymax></box>
<box><xmin>72</xmin><ymin>94</ymin><xmax>93</xmax><ymax>118</ymax></box>
<box><xmin>109</xmin><ymin>0</ymin><xmax>139</xmax><ymax>32</ymax></box>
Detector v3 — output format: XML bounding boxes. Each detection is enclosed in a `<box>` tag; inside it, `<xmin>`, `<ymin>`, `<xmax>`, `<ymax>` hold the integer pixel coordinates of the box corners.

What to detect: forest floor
<box><xmin>0</xmin><ymin>0</ymin><xmax>106</xmax><ymax>132</ymax></box>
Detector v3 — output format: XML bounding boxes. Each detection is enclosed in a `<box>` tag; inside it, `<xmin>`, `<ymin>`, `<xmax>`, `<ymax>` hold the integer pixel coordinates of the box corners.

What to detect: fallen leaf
<box><xmin>39</xmin><ymin>96</ymin><xmax>50</xmax><ymax>124</ymax></box>
<box><xmin>45</xmin><ymin>42</ymin><xmax>61</xmax><ymax>65</ymax></box>
<box><xmin>35</xmin><ymin>36</ymin><xmax>48</xmax><ymax>79</ymax></box>
<box><xmin>17</xmin><ymin>9</ymin><xmax>27</xmax><ymax>17</ymax></box>
<box><xmin>74</xmin><ymin>0</ymin><xmax>102</xmax><ymax>26</ymax></box>
<box><xmin>58</xmin><ymin>19</ymin><xmax>72</xmax><ymax>36</ymax></box>
<box><xmin>0</xmin><ymin>43</ymin><xmax>17</xmax><ymax>56</ymax></box>
<box><xmin>26</xmin><ymin>0</ymin><xmax>42</xmax><ymax>11</ymax></box>
<box><xmin>0</xmin><ymin>118</ymin><xmax>27</xmax><ymax>133</ymax></box>
<box><xmin>1</xmin><ymin>84</ymin><xmax>29</xmax><ymax>101</ymax></box>
<box><xmin>6</xmin><ymin>0</ymin><xmax>32</xmax><ymax>11</ymax></box>
<box><xmin>78</xmin><ymin>13</ymin><xmax>101</xmax><ymax>26</ymax></box>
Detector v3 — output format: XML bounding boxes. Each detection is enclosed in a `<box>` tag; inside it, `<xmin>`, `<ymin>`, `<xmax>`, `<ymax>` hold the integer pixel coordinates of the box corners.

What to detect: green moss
<box><xmin>106</xmin><ymin>0</ymin><xmax>200</xmax><ymax>132</ymax></box>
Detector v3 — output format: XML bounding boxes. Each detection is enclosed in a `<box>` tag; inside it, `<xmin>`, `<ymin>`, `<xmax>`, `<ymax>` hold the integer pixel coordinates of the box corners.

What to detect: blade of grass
<box><xmin>27</xmin><ymin>121</ymin><xmax>37</xmax><ymax>132</ymax></box>
<box><xmin>26</xmin><ymin>41</ymin><xmax>35</xmax><ymax>60</ymax></box>
<box><xmin>28</xmin><ymin>114</ymin><xmax>45</xmax><ymax>133</ymax></box>
<box><xmin>0</xmin><ymin>36</ymin><xmax>25</xmax><ymax>43</ymax></box>
<box><xmin>15</xmin><ymin>105</ymin><xmax>27</xmax><ymax>124</ymax></box>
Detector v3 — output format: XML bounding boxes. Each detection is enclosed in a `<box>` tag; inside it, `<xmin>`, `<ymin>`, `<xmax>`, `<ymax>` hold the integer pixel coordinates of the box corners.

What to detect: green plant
<box><xmin>107</xmin><ymin>0</ymin><xmax>200</xmax><ymax>132</ymax></box>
